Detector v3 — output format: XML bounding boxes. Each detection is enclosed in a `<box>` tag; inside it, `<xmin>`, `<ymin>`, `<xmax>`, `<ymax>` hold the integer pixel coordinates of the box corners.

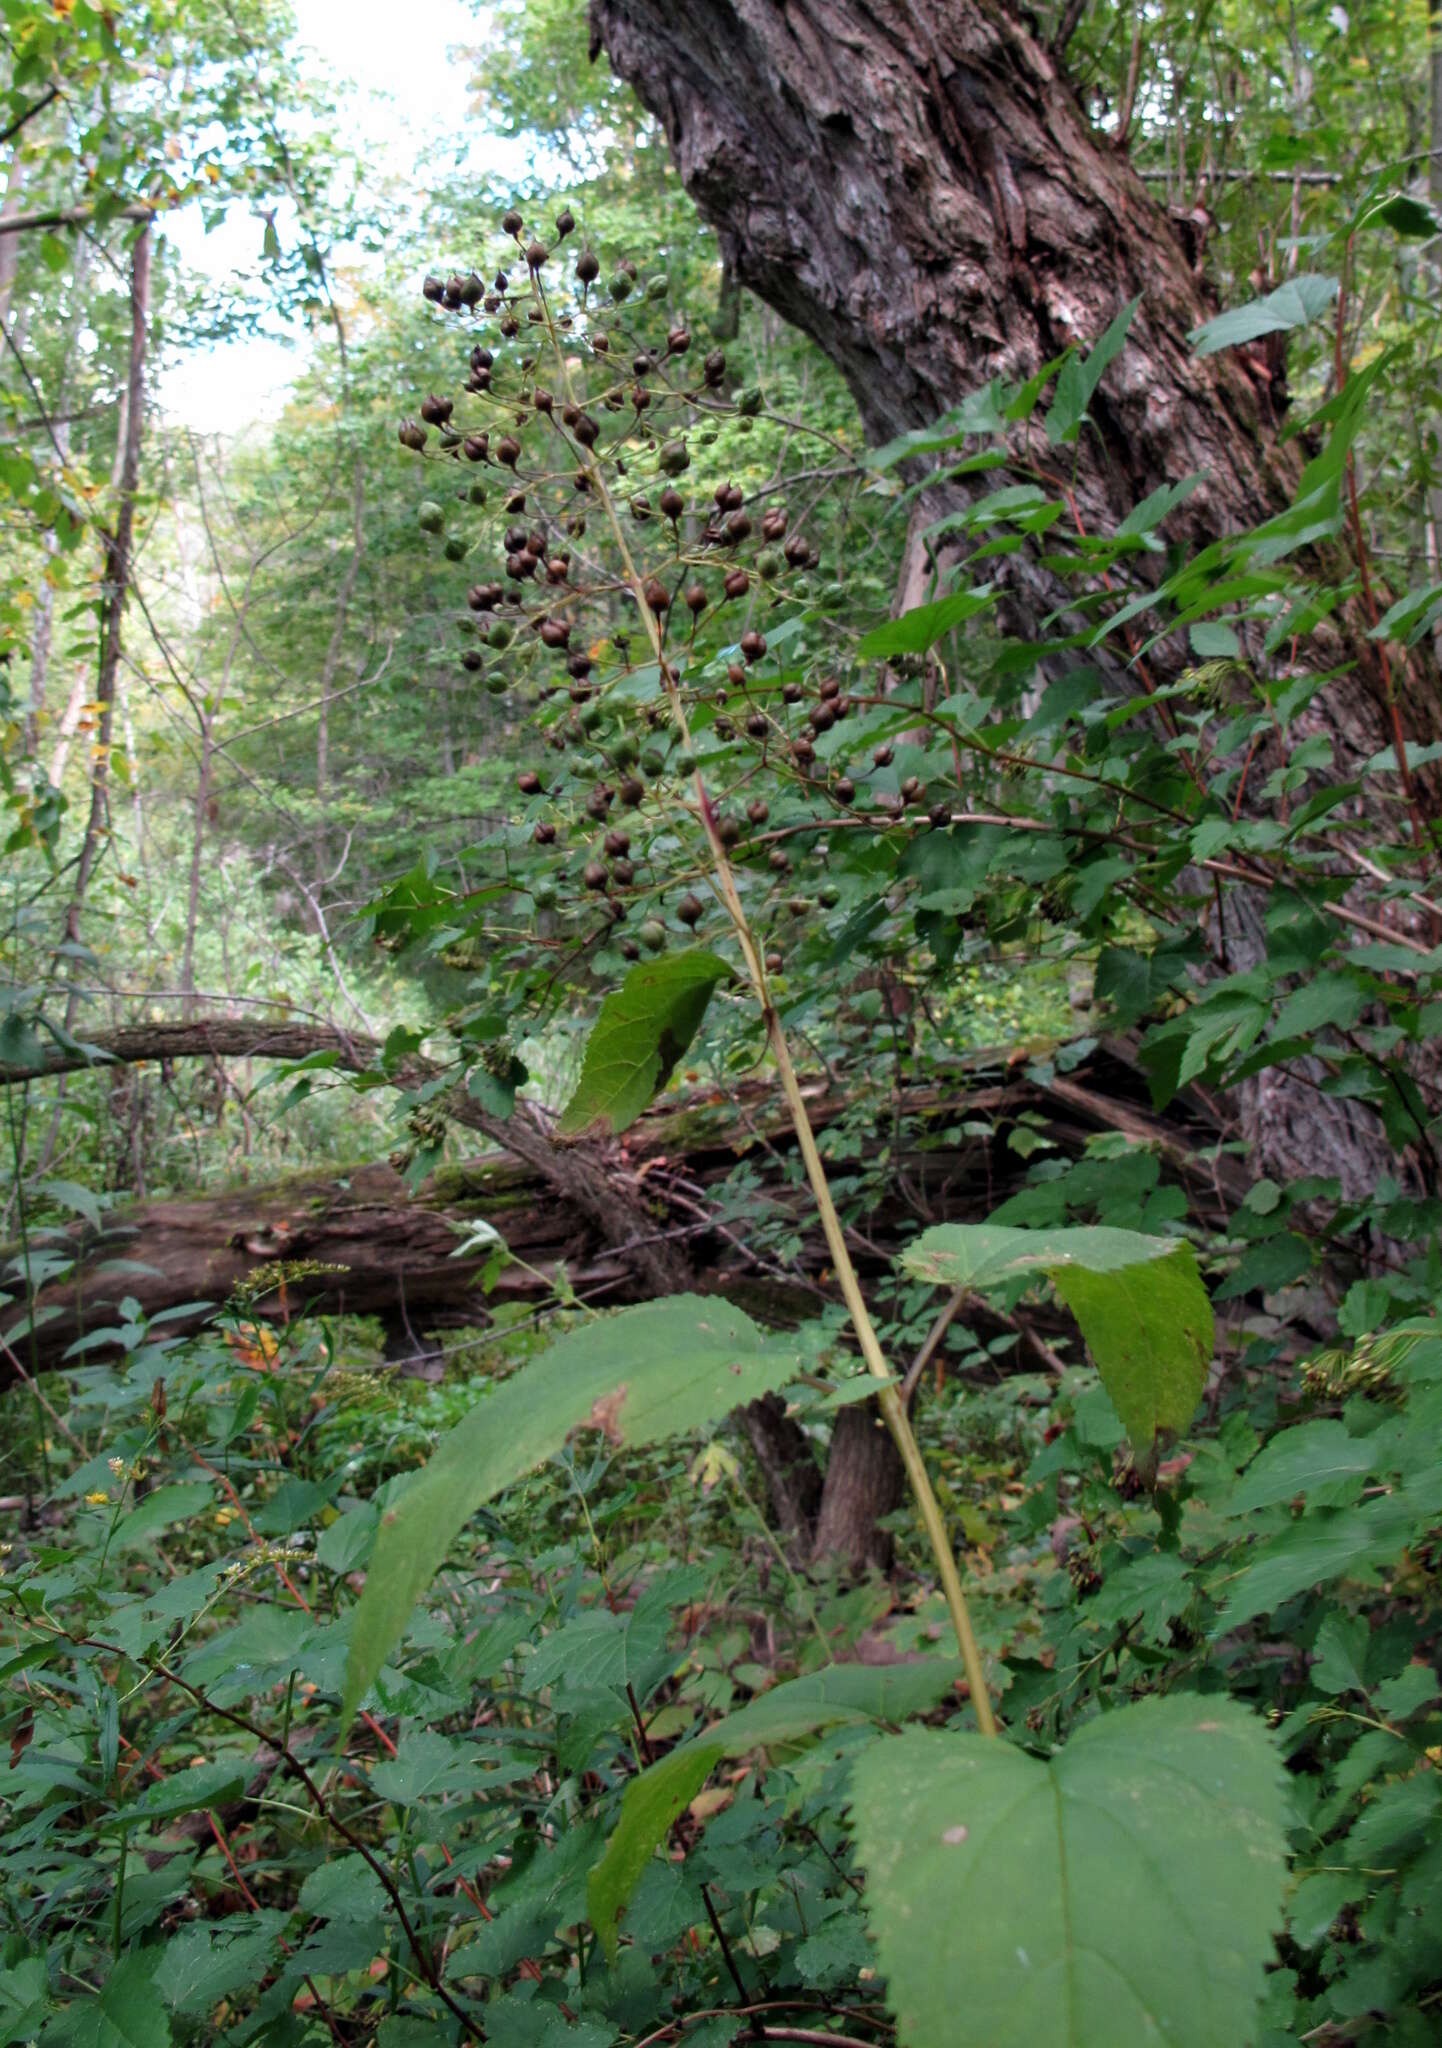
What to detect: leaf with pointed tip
<box><xmin>342</xmin><ymin>1298</ymin><xmax>805</xmax><ymax>1729</ymax></box>
<box><xmin>589</xmin><ymin>1661</ymin><xmax>961</xmax><ymax>1959</ymax></box>
<box><xmin>901</xmin><ymin>1224</ymin><xmax>1212</xmax><ymax>1471</ymax></box>
<box><xmin>557</xmin><ymin>950</ymin><xmax>731</xmax><ymax>1138</ymax></box>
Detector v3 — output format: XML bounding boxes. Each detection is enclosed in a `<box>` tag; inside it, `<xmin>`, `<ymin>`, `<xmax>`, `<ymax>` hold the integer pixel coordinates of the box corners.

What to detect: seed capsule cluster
<box><xmin>400</xmin><ymin>207</ymin><xmax>946</xmax><ymax>976</ymax></box>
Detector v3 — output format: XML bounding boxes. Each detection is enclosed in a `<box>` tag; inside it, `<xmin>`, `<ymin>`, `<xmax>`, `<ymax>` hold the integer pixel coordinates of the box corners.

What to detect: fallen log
<box><xmin>1</xmin><ymin>1026</ymin><xmax>1240</xmax><ymax>1381</ymax></box>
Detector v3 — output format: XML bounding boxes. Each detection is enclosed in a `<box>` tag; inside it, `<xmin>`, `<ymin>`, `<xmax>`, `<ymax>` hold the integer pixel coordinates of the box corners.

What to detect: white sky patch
<box><xmin>158</xmin><ymin>0</ymin><xmax>527</xmax><ymax>435</ymax></box>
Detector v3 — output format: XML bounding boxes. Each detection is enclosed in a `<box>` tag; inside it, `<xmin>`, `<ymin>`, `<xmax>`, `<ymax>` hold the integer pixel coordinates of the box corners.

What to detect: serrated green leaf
<box><xmin>588</xmin><ymin>1661</ymin><xmax>960</xmax><ymax>1958</ymax></box>
<box><xmin>101</xmin><ymin>1762</ymin><xmax>248</xmax><ymax>1833</ymax></box>
<box><xmin>850</xmin><ymin>1696</ymin><xmax>1288</xmax><ymax>2048</ymax></box>
<box><xmin>1190</xmin><ymin>273</ymin><xmax>1339</xmax><ymax>356</ymax></box>
<box><xmin>557</xmin><ymin>950</ymin><xmax>730</xmax><ymax>1138</ymax></box>
<box><xmin>901</xmin><ymin>1225</ymin><xmax>1211</xmax><ymax>1468</ymax></box>
<box><xmin>857</xmin><ymin>586</ymin><xmax>994</xmax><ymax>659</ymax></box>
<box><xmin>343</xmin><ymin>1298</ymin><xmax>805</xmax><ymax>1728</ymax></box>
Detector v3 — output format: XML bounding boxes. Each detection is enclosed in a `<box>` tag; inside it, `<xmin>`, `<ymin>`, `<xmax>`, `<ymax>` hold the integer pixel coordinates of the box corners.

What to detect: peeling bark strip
<box><xmin>587</xmin><ymin>0</ymin><xmax>1293</xmax><ymax>549</ymax></box>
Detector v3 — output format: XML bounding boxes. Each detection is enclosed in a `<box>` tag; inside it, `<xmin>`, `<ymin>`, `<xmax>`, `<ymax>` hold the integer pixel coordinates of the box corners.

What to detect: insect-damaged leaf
<box><xmin>341</xmin><ymin>1298</ymin><xmax>804</xmax><ymax>1728</ymax></box>
<box><xmin>557</xmin><ymin>950</ymin><xmax>731</xmax><ymax>1138</ymax></box>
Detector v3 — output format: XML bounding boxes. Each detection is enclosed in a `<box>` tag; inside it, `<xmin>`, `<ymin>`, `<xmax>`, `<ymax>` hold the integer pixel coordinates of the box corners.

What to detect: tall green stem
<box><xmin>535</xmin><ymin>274</ymin><xmax>997</xmax><ymax>1735</ymax></box>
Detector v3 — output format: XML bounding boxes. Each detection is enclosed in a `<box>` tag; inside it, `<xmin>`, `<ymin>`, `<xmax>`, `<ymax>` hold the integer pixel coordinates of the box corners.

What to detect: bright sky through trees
<box><xmin>160</xmin><ymin>0</ymin><xmax>522</xmax><ymax>433</ymax></box>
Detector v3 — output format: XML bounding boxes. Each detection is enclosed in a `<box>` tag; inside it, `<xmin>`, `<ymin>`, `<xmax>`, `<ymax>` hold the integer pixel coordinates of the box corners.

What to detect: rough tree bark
<box><xmin>587</xmin><ymin>0</ymin><xmax>1441</xmax><ymax>1206</ymax></box>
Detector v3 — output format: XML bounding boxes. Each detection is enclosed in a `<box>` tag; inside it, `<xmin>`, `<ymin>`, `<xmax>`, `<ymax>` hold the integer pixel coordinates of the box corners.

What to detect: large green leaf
<box><xmin>589</xmin><ymin>1661</ymin><xmax>960</xmax><ymax>1959</ymax></box>
<box><xmin>850</xmin><ymin>1696</ymin><xmax>1287</xmax><ymax>2048</ymax></box>
<box><xmin>857</xmin><ymin>585</ymin><xmax>994</xmax><ymax>659</ymax></box>
<box><xmin>342</xmin><ymin>1298</ymin><xmax>805</xmax><ymax>1728</ymax></box>
<box><xmin>1190</xmin><ymin>273</ymin><xmax>1338</xmax><ymax>356</ymax></box>
<box><xmin>901</xmin><ymin>1225</ymin><xmax>1211</xmax><ymax>1471</ymax></box>
<box><xmin>556</xmin><ymin>950</ymin><xmax>731</xmax><ymax>1138</ymax></box>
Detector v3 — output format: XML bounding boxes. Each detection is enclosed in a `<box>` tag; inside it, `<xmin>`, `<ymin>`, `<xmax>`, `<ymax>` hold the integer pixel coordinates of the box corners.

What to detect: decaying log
<box><xmin>1</xmin><ymin>1029</ymin><xmax>1238</xmax><ymax>1383</ymax></box>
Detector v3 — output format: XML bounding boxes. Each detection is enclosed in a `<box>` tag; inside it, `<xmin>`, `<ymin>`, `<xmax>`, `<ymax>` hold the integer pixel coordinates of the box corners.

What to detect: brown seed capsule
<box><xmin>496</xmin><ymin>436</ymin><xmax>521</xmax><ymax>468</ymax></box>
<box><xmin>504</xmin><ymin>524</ymin><xmax>528</xmax><ymax>552</ymax></box>
<box><xmin>574</xmin><ymin>414</ymin><xmax>600</xmax><ymax>447</ymax></box>
<box><xmin>505</xmin><ymin>491</ymin><xmax>527</xmax><ymax>513</ymax></box>
<box><xmin>503</xmin><ymin>208</ymin><xmax>524</xmax><ymax>235</ymax></box>
<box><xmin>547</xmin><ymin>557</ymin><xmax>569</xmax><ymax>583</ymax></box>
<box><xmin>782</xmin><ymin>681</ymin><xmax>803</xmax><ymax>704</ymax></box>
<box><xmin>591</xmin><ymin>330</ymin><xmax>609</xmax><ymax>351</ymax></box>
<box><xmin>620</xmin><ymin>775</ymin><xmax>646</xmax><ymax>806</ymax></box>
<box><xmin>727</xmin><ymin>664</ymin><xmax>746</xmax><ymax>686</ymax></box>
<box><xmin>643</xmin><ymin>577</ymin><xmax>670</xmax><ymax>612</ymax></box>
<box><xmin>499</xmin><ymin>314</ymin><xmax>520</xmax><ymax>337</ymax></box>
<box><xmin>900</xmin><ymin>775</ymin><xmax>922</xmax><ymax>801</ymax></box>
<box><xmin>717</xmin><ymin>813</ymin><xmax>742</xmax><ymax>846</ymax></box>
<box><xmin>784</xmin><ymin>533</ymin><xmax>810</xmax><ymax>566</ymax></box>
<box><xmin>873</xmin><ymin>743</ymin><xmax>894</xmax><ymax>767</ymax></box>
<box><xmin>723</xmin><ymin>569</ymin><xmax>750</xmax><ymax>600</ymax></box>
<box><xmin>567</xmin><ymin>651</ymin><xmax>592</xmax><ymax>677</ymax></box>
<box><xmin>667</xmin><ymin>326</ymin><xmax>691</xmax><ymax>354</ymax></box>
<box><xmin>423</xmin><ymin>274</ymin><xmax>445</xmax><ymax>302</ymax></box>
<box><xmin>714</xmin><ymin>717</ymin><xmax>736</xmax><ymax>740</ymax></box>
<box><xmin>576</xmin><ymin>248</ymin><xmax>600</xmax><ymax>283</ymax></box>
<box><xmin>604</xmin><ymin>829</ymin><xmax>631</xmax><ymax>857</ymax></box>
<box><xmin>534</xmin><ymin>820</ymin><xmax>557</xmax><ymax>844</ymax></box>
<box><xmin>526</xmin><ymin>240</ymin><xmax>548</xmax><ymax>268</ymax></box>
<box><xmin>703</xmin><ymin>348</ymin><xmax>726</xmax><ymax>386</ymax></box>
<box><xmin>540</xmin><ymin>619</ymin><xmax>570</xmax><ymax>648</ymax></box>
<box><xmin>678</xmin><ymin>892</ymin><xmax>705</xmax><ymax>926</ymax></box>
<box><xmin>610</xmin><ymin>857</ymin><xmax>635</xmax><ymax>886</ymax></box>
<box><xmin>835</xmin><ymin>775</ymin><xmax>856</xmax><ymax>804</ymax></box>
<box><xmin>765</xmin><ymin>949</ymin><xmax>783</xmax><ymax>973</ymax></box>
<box><xmin>462</xmin><ymin>435</ymin><xmax>489</xmax><ymax>463</ymax></box>
<box><xmin>420</xmin><ymin>393</ymin><xmax>453</xmax><ymax>425</ymax></box>
<box><xmin>517</xmin><ymin>769</ymin><xmax>542</xmax><ymax>795</ymax></box>
<box><xmin>747</xmin><ymin>798</ymin><xmax>770</xmax><ymax>824</ymax></box>
<box><xmin>619</xmin><ymin>935</ymin><xmax>641</xmax><ymax>959</ymax></box>
<box><xmin>556</xmin><ymin>209</ymin><xmax>575</xmax><ymax>237</ymax></box>
<box><xmin>713</xmin><ymin>483</ymin><xmax>731</xmax><ymax>509</ymax></box>
<box><xmin>792</xmin><ymin>736</ymin><xmax>815</xmax><ymax>764</ymax></box>
<box><xmin>533</xmin><ymin>387</ymin><xmax>554</xmax><ymax>414</ymax></box>
<box><xmin>583</xmin><ymin>859</ymin><xmax>608</xmax><ymax>890</ymax></box>
<box><xmin>761</xmin><ymin>509</ymin><xmax>788</xmax><ymax>541</ymax></box>
<box><xmin>684</xmin><ymin>582</ymin><xmax>707</xmax><ymax>613</ymax></box>
<box><xmin>740</xmin><ymin>630</ymin><xmax>767</xmax><ymax>663</ymax></box>
<box><xmin>788</xmin><ymin>895</ymin><xmax>810</xmax><ymax>917</ymax></box>
<box><xmin>819</xmin><ymin>674</ymin><xmax>841</xmax><ymax>698</ymax></box>
<box><xmin>658</xmin><ymin>487</ymin><xmax>685</xmax><ymax>520</ymax></box>
<box><xmin>725</xmin><ymin>510</ymin><xmax>752</xmax><ymax>542</ymax></box>
<box><xmin>443</xmin><ymin>276</ymin><xmax>464</xmax><ymax>308</ymax></box>
<box><xmin>929</xmin><ymin>802</ymin><xmax>952</xmax><ymax>829</ymax></box>
<box><xmin>746</xmin><ymin>711</ymin><xmax>768</xmax><ymax>738</ymax></box>
<box><xmin>398</xmin><ymin>419</ymin><xmax>427</xmax><ymax>450</ymax></box>
<box><xmin>460</xmin><ymin>649</ymin><xmax>485</xmax><ymax>672</ymax></box>
<box><xmin>724</xmin><ymin>484</ymin><xmax>745</xmax><ymax>512</ymax></box>
<box><xmin>632</xmin><ymin>384</ymin><xmax>652</xmax><ymax>411</ymax></box>
<box><xmin>810</xmin><ymin>701</ymin><xmax>836</xmax><ymax>733</ymax></box>
<box><xmin>526</xmin><ymin>530</ymin><xmax>544</xmax><ymax>555</ymax></box>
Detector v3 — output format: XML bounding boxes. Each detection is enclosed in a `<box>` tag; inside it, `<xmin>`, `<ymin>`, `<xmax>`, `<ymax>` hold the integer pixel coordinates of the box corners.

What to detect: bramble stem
<box><xmin>535</xmin><ymin>275</ymin><xmax>996</xmax><ymax>1735</ymax></box>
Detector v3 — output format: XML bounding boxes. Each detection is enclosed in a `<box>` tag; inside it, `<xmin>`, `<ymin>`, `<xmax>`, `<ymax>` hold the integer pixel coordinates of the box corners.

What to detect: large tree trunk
<box><xmin>587</xmin><ymin>0</ymin><xmax>1441</xmax><ymax>1207</ymax></box>
<box><xmin>588</xmin><ymin>0</ymin><xmax>1291</xmax><ymax>552</ymax></box>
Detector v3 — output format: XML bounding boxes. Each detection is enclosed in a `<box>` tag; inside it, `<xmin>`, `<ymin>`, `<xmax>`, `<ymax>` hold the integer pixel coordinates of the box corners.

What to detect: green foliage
<box><xmin>903</xmin><ymin>1225</ymin><xmax>1212</xmax><ymax>1470</ymax></box>
<box><xmin>556</xmin><ymin>951</ymin><xmax>731</xmax><ymax>1137</ymax></box>
<box><xmin>343</xmin><ymin>1296</ymin><xmax>809</xmax><ymax>1725</ymax></box>
<box><xmin>850</xmin><ymin>1697</ymin><xmax>1289</xmax><ymax>2048</ymax></box>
